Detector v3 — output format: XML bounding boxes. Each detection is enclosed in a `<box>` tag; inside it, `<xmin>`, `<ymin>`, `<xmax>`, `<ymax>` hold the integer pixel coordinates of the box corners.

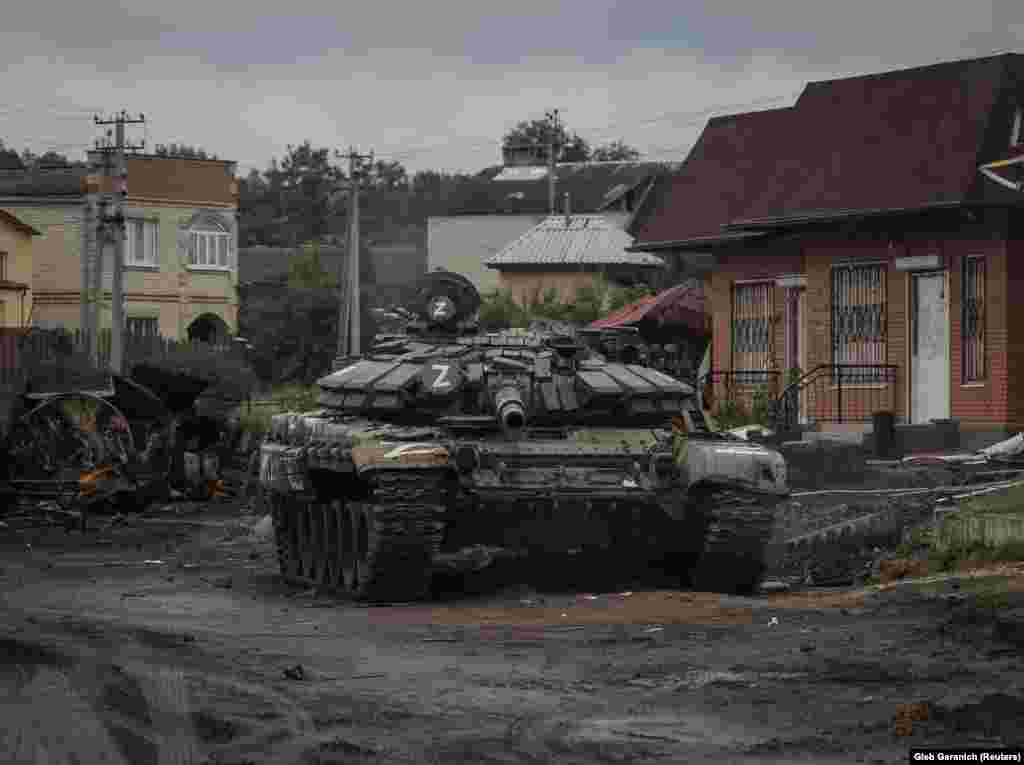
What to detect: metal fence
<box><xmin>0</xmin><ymin>328</ymin><xmax>241</xmax><ymax>390</ymax></box>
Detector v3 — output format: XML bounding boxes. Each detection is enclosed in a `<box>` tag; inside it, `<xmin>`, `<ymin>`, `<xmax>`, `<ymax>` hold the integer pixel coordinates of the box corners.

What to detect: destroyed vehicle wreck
<box><xmin>1</xmin><ymin>349</ymin><xmax>254</xmax><ymax>520</ymax></box>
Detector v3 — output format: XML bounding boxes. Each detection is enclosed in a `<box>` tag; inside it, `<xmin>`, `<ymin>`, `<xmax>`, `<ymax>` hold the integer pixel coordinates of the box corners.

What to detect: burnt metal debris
<box><xmin>1</xmin><ymin>352</ymin><xmax>240</xmax><ymax>525</ymax></box>
<box><xmin>259</xmin><ymin>269</ymin><xmax>791</xmax><ymax>602</ymax></box>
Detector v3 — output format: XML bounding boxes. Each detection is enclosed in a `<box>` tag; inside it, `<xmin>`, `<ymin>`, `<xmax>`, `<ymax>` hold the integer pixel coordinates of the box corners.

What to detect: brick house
<box><xmin>629</xmin><ymin>53</ymin><xmax>1024</xmax><ymax>446</ymax></box>
<box><xmin>0</xmin><ymin>209</ymin><xmax>39</xmax><ymax>329</ymax></box>
<box><xmin>0</xmin><ymin>153</ymin><xmax>239</xmax><ymax>341</ymax></box>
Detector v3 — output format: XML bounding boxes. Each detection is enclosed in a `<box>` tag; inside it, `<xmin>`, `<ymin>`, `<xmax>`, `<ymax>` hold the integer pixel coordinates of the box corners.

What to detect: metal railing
<box><xmin>698</xmin><ymin>364</ymin><xmax>899</xmax><ymax>431</ymax></box>
<box><xmin>772</xmin><ymin>364</ymin><xmax>899</xmax><ymax>430</ymax></box>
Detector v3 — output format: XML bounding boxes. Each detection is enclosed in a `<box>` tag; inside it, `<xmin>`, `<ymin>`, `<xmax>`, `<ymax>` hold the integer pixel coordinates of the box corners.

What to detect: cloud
<box><xmin>1</xmin><ymin>0</ymin><xmax>1022</xmax><ymax>174</ymax></box>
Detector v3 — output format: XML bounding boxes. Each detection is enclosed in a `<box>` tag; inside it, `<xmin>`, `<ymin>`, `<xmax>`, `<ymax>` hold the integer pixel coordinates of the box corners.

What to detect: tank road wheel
<box><xmin>284</xmin><ymin>498</ymin><xmax>303</xmax><ymax>582</ymax></box>
<box><xmin>297</xmin><ymin>499</ymin><xmax>316</xmax><ymax>582</ymax></box>
<box><xmin>311</xmin><ymin>502</ymin><xmax>332</xmax><ymax>589</ymax></box>
<box><xmin>273</xmin><ymin>494</ymin><xmax>305</xmax><ymax>585</ymax></box>
<box><xmin>311</xmin><ymin>502</ymin><xmax>331</xmax><ymax>586</ymax></box>
<box><xmin>348</xmin><ymin>469</ymin><xmax>448</xmax><ymax>603</ymax></box>
<box><xmin>341</xmin><ymin>500</ymin><xmax>358</xmax><ymax>593</ymax></box>
<box><xmin>270</xmin><ymin>493</ymin><xmax>296</xmax><ymax>583</ymax></box>
<box><xmin>321</xmin><ymin>500</ymin><xmax>343</xmax><ymax>590</ymax></box>
<box><xmin>687</xmin><ymin>489</ymin><xmax>779</xmax><ymax>596</ymax></box>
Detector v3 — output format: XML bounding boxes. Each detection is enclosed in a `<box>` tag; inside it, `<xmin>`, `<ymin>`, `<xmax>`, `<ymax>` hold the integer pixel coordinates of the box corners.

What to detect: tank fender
<box><xmin>683</xmin><ymin>440</ymin><xmax>789</xmax><ymax>496</ymax></box>
<box><xmin>350</xmin><ymin>441</ymin><xmax>451</xmax><ymax>474</ymax></box>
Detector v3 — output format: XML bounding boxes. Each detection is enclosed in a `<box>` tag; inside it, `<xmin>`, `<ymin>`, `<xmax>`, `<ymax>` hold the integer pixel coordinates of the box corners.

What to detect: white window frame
<box><xmin>188</xmin><ymin>221</ymin><xmax>234</xmax><ymax>272</ymax></box>
<box><xmin>124</xmin><ymin>219</ymin><xmax>159</xmax><ymax>267</ymax></box>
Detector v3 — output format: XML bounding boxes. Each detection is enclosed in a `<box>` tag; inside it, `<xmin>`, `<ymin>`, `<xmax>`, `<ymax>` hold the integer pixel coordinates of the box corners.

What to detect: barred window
<box><xmin>732</xmin><ymin>282</ymin><xmax>774</xmax><ymax>376</ymax></box>
<box><xmin>962</xmin><ymin>256</ymin><xmax>985</xmax><ymax>383</ymax></box>
<box><xmin>831</xmin><ymin>263</ymin><xmax>887</xmax><ymax>382</ymax></box>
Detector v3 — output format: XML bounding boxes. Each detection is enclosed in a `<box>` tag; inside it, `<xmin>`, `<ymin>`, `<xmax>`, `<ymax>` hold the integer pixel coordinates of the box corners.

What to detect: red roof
<box><xmin>634</xmin><ymin>53</ymin><xmax>1020</xmax><ymax>247</ymax></box>
<box><xmin>590</xmin><ymin>282</ymin><xmax>708</xmax><ymax>335</ymax></box>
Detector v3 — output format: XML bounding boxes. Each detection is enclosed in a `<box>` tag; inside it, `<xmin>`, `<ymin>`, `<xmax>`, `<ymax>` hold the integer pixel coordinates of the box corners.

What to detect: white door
<box><xmin>910</xmin><ymin>272</ymin><xmax>950</xmax><ymax>424</ymax></box>
<box><xmin>783</xmin><ymin>287</ymin><xmax>807</xmax><ymax>423</ymax></box>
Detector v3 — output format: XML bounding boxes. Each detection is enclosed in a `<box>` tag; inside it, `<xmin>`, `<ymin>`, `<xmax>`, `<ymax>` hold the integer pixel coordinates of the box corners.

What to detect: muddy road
<box><xmin>1</xmin><ymin>502</ymin><xmax>1022</xmax><ymax>764</ymax></box>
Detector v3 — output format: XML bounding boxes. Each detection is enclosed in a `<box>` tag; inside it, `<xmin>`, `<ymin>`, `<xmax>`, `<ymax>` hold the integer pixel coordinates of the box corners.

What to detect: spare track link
<box><xmin>690</xmin><ymin>489</ymin><xmax>779</xmax><ymax>595</ymax></box>
<box><xmin>350</xmin><ymin>468</ymin><xmax>448</xmax><ymax>603</ymax></box>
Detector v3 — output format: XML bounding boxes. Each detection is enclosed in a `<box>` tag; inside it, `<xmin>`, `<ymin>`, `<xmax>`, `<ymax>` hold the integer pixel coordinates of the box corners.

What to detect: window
<box><xmin>1012</xmin><ymin>107</ymin><xmax>1023</xmax><ymax>147</ymax></box>
<box><xmin>189</xmin><ymin>221</ymin><xmax>233</xmax><ymax>270</ymax></box>
<box><xmin>831</xmin><ymin>263</ymin><xmax>887</xmax><ymax>380</ymax></box>
<box><xmin>125</xmin><ymin>220</ymin><xmax>159</xmax><ymax>267</ymax></box>
<box><xmin>732</xmin><ymin>281</ymin><xmax>774</xmax><ymax>375</ymax></box>
<box><xmin>962</xmin><ymin>256</ymin><xmax>985</xmax><ymax>383</ymax></box>
<box><xmin>0</xmin><ymin>251</ymin><xmax>7</xmax><ymax>281</ymax></box>
<box><xmin>126</xmin><ymin>317</ymin><xmax>160</xmax><ymax>338</ymax></box>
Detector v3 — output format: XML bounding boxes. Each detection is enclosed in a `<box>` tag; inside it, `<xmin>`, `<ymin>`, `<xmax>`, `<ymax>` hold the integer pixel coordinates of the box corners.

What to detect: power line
<box><xmin>365</xmin><ymin>88</ymin><xmax>801</xmax><ymax>165</ymax></box>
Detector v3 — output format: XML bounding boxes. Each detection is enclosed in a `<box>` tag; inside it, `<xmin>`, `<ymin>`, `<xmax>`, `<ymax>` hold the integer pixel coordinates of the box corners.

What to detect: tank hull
<box><xmin>259</xmin><ymin>420</ymin><xmax>787</xmax><ymax>601</ymax></box>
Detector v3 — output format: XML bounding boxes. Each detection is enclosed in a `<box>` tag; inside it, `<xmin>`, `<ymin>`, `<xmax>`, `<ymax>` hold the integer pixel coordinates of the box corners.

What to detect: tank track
<box><xmin>268</xmin><ymin>470</ymin><xmax>448</xmax><ymax>603</ymax></box>
<box><xmin>688</xmin><ymin>488</ymin><xmax>781</xmax><ymax>595</ymax></box>
<box><xmin>348</xmin><ymin>469</ymin><xmax>447</xmax><ymax>602</ymax></box>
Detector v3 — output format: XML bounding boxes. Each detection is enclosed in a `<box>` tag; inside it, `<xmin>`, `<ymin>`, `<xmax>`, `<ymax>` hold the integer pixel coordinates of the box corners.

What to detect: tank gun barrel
<box><xmin>493</xmin><ymin>385</ymin><xmax>527</xmax><ymax>435</ymax></box>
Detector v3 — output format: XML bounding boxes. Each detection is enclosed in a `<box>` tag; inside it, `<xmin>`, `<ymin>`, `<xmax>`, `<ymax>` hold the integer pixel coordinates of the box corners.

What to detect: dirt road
<box><xmin>1</xmin><ymin>503</ymin><xmax>1022</xmax><ymax>764</ymax></box>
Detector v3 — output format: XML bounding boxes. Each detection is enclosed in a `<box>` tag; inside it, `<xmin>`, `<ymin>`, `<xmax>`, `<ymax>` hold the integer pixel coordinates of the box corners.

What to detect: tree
<box><xmin>0</xmin><ymin>141</ymin><xmax>25</xmax><ymax>170</ymax></box>
<box><xmin>272</xmin><ymin>141</ymin><xmax>344</xmax><ymax>246</ymax></box>
<box><xmin>35</xmin><ymin>150</ymin><xmax>71</xmax><ymax>167</ymax></box>
<box><xmin>502</xmin><ymin>118</ymin><xmax>590</xmax><ymax>163</ymax></box>
<box><xmin>288</xmin><ymin>241</ymin><xmax>338</xmax><ymax>289</ymax></box>
<box><xmin>371</xmin><ymin>159</ymin><xmax>408</xmax><ymax>191</ymax></box>
<box><xmin>591</xmin><ymin>140</ymin><xmax>641</xmax><ymax>162</ymax></box>
<box><xmin>154</xmin><ymin>143</ymin><xmax>219</xmax><ymax>160</ymax></box>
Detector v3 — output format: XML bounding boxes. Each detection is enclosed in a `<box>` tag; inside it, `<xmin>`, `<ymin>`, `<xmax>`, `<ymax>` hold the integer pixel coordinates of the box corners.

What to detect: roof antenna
<box><xmin>563</xmin><ymin>191</ymin><xmax>571</xmax><ymax>226</ymax></box>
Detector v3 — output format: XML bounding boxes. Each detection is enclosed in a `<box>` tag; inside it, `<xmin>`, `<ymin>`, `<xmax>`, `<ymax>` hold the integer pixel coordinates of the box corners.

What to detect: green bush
<box><xmin>237</xmin><ymin>384</ymin><xmax>320</xmax><ymax>435</ymax></box>
<box><xmin>751</xmin><ymin>384</ymin><xmax>772</xmax><ymax>426</ymax></box>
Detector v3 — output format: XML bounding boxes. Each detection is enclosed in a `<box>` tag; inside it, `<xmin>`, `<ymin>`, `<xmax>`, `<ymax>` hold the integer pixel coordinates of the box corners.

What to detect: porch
<box><xmin>700</xmin><ymin>364</ymin><xmax>962</xmax><ymax>455</ymax></box>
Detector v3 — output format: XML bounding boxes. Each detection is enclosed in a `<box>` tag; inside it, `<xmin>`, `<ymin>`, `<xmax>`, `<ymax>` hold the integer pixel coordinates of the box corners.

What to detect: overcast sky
<box><xmin>2</xmin><ymin>0</ymin><xmax>1023</xmax><ymax>176</ymax></box>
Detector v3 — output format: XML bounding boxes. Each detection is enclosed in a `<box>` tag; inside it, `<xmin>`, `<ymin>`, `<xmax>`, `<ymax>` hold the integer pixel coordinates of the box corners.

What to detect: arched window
<box><xmin>188</xmin><ymin>217</ymin><xmax>233</xmax><ymax>270</ymax></box>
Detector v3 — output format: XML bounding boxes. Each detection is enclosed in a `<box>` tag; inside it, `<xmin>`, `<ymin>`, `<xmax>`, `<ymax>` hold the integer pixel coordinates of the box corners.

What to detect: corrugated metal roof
<box><xmin>486</xmin><ymin>215</ymin><xmax>665</xmax><ymax>268</ymax></box>
<box><xmin>590</xmin><ymin>280</ymin><xmax>707</xmax><ymax>334</ymax></box>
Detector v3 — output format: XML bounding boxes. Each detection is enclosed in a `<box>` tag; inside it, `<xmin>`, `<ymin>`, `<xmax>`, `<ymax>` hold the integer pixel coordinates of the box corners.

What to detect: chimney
<box><xmin>563</xmin><ymin>192</ymin><xmax>571</xmax><ymax>226</ymax></box>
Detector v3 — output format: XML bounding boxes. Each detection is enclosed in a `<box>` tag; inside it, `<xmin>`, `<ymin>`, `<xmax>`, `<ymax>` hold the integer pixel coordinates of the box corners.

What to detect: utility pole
<box><xmin>93</xmin><ymin>111</ymin><xmax>145</xmax><ymax>374</ymax></box>
<box><xmin>335</xmin><ymin>147</ymin><xmax>374</xmax><ymax>363</ymax></box>
<box><xmin>545</xmin><ymin>109</ymin><xmax>561</xmax><ymax>215</ymax></box>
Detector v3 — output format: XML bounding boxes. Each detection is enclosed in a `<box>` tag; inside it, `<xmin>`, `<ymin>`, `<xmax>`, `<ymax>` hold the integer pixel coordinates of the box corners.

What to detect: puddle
<box><xmin>568</xmin><ymin>711</ymin><xmax>766</xmax><ymax>747</ymax></box>
<box><xmin>628</xmin><ymin>670</ymin><xmax>808</xmax><ymax>691</ymax></box>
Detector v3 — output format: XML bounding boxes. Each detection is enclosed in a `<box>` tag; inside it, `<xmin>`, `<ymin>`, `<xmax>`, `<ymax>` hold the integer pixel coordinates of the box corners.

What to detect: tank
<box><xmin>258</xmin><ymin>269</ymin><xmax>789</xmax><ymax>601</ymax></box>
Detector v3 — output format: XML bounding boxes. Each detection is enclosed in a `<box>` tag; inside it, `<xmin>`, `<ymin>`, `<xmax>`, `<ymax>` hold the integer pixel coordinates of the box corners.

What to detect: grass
<box><xmin>958</xmin><ymin>484</ymin><xmax>1024</xmax><ymax>516</ymax></box>
<box><xmin>911</xmin><ymin>575</ymin><xmax>1011</xmax><ymax>610</ymax></box>
<box><xmin>928</xmin><ymin>540</ymin><xmax>1024</xmax><ymax>573</ymax></box>
<box><xmin>238</xmin><ymin>384</ymin><xmax>320</xmax><ymax>435</ymax></box>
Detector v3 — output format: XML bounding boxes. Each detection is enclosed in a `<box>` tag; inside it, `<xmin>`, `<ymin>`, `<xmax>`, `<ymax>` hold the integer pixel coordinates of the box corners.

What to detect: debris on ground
<box><xmin>250</xmin><ymin>514</ymin><xmax>274</xmax><ymax>541</ymax></box>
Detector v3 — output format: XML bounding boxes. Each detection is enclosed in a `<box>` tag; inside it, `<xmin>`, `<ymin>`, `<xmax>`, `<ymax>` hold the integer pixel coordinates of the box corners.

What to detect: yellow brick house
<box><xmin>0</xmin><ymin>153</ymin><xmax>239</xmax><ymax>340</ymax></box>
<box><xmin>0</xmin><ymin>208</ymin><xmax>39</xmax><ymax>328</ymax></box>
